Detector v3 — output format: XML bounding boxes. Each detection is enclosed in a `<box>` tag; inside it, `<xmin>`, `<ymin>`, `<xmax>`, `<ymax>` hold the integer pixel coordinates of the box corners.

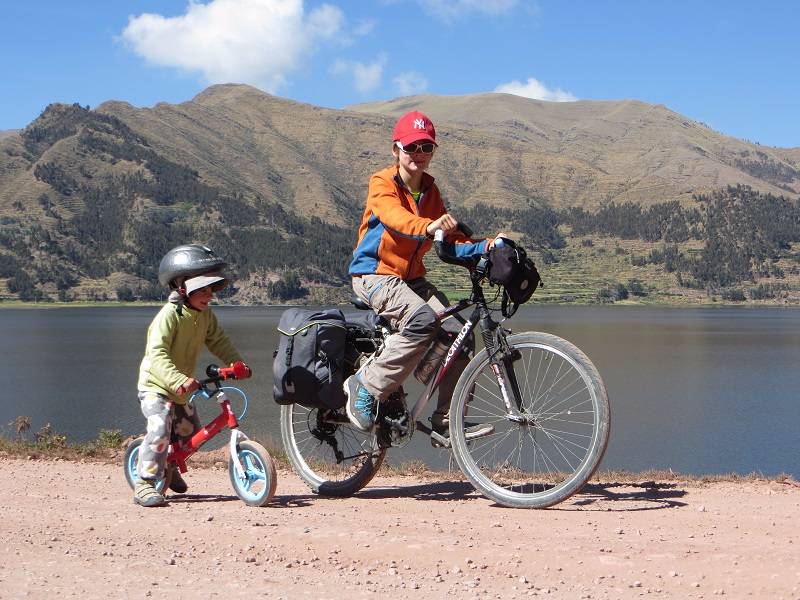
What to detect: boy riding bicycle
<box><xmin>345</xmin><ymin>111</ymin><xmax>503</xmax><ymax>443</ymax></box>
<box><xmin>134</xmin><ymin>244</ymin><xmax>249</xmax><ymax>507</ymax></box>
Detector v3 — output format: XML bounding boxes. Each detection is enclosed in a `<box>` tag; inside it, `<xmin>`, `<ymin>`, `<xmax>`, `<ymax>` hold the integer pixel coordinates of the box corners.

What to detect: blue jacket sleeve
<box><xmin>454</xmin><ymin>240</ymin><xmax>488</xmax><ymax>258</ymax></box>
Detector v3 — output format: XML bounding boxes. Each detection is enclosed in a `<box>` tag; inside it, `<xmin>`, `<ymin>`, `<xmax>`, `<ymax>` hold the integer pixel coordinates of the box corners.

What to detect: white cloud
<box><xmin>332</xmin><ymin>55</ymin><xmax>386</xmax><ymax>93</ymax></box>
<box><xmin>121</xmin><ymin>0</ymin><xmax>344</xmax><ymax>92</ymax></box>
<box><xmin>420</xmin><ymin>0</ymin><xmax>519</xmax><ymax>20</ymax></box>
<box><xmin>393</xmin><ymin>71</ymin><xmax>428</xmax><ymax>96</ymax></box>
<box><xmin>494</xmin><ymin>77</ymin><xmax>577</xmax><ymax>102</ymax></box>
<box><xmin>352</xmin><ymin>19</ymin><xmax>377</xmax><ymax>37</ymax></box>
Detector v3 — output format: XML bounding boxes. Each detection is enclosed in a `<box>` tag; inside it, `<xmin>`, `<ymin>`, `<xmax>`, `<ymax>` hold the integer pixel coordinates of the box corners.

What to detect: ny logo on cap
<box><xmin>413</xmin><ymin>118</ymin><xmax>426</xmax><ymax>130</ymax></box>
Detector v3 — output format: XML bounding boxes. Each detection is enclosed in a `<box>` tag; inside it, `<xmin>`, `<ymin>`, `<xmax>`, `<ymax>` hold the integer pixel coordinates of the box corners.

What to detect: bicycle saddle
<box><xmin>350</xmin><ymin>295</ymin><xmax>370</xmax><ymax>310</ymax></box>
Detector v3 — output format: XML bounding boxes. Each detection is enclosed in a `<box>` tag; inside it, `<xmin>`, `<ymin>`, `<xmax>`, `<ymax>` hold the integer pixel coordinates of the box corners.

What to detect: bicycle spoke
<box><xmin>535</xmin><ymin>375</ymin><xmax>593</xmax><ymax>419</ymax></box>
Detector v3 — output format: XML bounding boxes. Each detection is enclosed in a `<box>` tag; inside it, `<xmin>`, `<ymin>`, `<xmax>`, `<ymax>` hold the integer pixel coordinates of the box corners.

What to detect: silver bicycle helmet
<box><xmin>158</xmin><ymin>244</ymin><xmax>227</xmax><ymax>289</ymax></box>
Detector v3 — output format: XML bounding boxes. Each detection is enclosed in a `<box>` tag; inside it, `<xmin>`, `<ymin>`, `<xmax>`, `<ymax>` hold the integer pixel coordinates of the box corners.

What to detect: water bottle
<box><xmin>413</xmin><ymin>339</ymin><xmax>450</xmax><ymax>384</ymax></box>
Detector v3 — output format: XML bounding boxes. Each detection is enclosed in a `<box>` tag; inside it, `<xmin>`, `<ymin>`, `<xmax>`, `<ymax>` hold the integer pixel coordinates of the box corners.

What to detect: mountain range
<box><xmin>0</xmin><ymin>84</ymin><xmax>798</xmax><ymax>304</ymax></box>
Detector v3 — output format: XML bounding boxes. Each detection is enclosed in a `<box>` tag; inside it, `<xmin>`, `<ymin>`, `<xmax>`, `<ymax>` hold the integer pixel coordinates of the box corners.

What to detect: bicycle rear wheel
<box><xmin>280</xmin><ymin>404</ymin><xmax>385</xmax><ymax>497</ymax></box>
<box><xmin>122</xmin><ymin>437</ymin><xmax>167</xmax><ymax>493</ymax></box>
<box><xmin>450</xmin><ymin>332</ymin><xmax>610</xmax><ymax>508</ymax></box>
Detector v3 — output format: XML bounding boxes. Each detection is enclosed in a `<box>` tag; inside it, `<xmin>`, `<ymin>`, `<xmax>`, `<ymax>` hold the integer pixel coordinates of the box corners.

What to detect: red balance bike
<box><xmin>124</xmin><ymin>362</ymin><xmax>277</xmax><ymax>507</ymax></box>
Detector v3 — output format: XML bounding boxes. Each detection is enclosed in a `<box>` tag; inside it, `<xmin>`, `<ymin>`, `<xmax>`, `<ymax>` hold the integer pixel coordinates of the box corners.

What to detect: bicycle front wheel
<box><xmin>280</xmin><ymin>404</ymin><xmax>385</xmax><ymax>497</ymax></box>
<box><xmin>450</xmin><ymin>332</ymin><xmax>610</xmax><ymax>508</ymax></box>
<box><xmin>229</xmin><ymin>440</ymin><xmax>277</xmax><ymax>507</ymax></box>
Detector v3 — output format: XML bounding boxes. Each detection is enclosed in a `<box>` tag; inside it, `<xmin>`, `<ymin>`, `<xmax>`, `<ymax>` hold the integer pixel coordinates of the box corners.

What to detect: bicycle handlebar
<box><xmin>457</xmin><ymin>222</ymin><xmax>474</xmax><ymax>238</ymax></box>
<box><xmin>201</xmin><ymin>361</ymin><xmax>252</xmax><ymax>386</ymax></box>
<box><xmin>433</xmin><ymin>228</ymin><xmax>482</xmax><ymax>270</ymax></box>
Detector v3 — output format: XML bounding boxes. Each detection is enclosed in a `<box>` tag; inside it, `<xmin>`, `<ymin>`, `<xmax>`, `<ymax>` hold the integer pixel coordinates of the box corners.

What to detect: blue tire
<box><xmin>123</xmin><ymin>437</ymin><xmax>167</xmax><ymax>493</ymax></box>
<box><xmin>228</xmin><ymin>440</ymin><xmax>276</xmax><ymax>507</ymax></box>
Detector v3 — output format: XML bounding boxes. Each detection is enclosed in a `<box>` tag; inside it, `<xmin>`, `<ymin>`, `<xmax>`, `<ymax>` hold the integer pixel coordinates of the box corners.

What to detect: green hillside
<box><xmin>1</xmin><ymin>86</ymin><xmax>800</xmax><ymax>305</ymax></box>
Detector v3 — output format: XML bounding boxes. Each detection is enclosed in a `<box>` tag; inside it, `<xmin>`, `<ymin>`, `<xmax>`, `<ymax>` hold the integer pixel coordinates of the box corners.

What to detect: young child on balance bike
<box><xmin>134</xmin><ymin>244</ymin><xmax>250</xmax><ymax>507</ymax></box>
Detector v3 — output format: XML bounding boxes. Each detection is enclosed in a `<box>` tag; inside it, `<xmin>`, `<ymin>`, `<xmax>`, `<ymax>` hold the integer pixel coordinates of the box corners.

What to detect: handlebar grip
<box><xmin>205</xmin><ymin>361</ymin><xmax>252</xmax><ymax>382</ymax></box>
<box><xmin>458</xmin><ymin>222</ymin><xmax>474</xmax><ymax>238</ymax></box>
<box><xmin>230</xmin><ymin>361</ymin><xmax>252</xmax><ymax>380</ymax></box>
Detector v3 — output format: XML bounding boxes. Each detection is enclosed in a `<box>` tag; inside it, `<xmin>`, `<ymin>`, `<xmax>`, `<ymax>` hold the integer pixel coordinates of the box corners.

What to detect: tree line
<box><xmin>560</xmin><ymin>185</ymin><xmax>800</xmax><ymax>289</ymax></box>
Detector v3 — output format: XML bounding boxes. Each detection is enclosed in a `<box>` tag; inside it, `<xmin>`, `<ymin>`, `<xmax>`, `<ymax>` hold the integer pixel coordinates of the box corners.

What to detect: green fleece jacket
<box><xmin>137</xmin><ymin>302</ymin><xmax>243</xmax><ymax>404</ymax></box>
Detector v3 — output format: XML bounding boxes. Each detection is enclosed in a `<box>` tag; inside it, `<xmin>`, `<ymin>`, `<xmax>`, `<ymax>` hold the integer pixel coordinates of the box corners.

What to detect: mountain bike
<box><xmin>124</xmin><ymin>362</ymin><xmax>277</xmax><ymax>507</ymax></box>
<box><xmin>280</xmin><ymin>234</ymin><xmax>610</xmax><ymax>508</ymax></box>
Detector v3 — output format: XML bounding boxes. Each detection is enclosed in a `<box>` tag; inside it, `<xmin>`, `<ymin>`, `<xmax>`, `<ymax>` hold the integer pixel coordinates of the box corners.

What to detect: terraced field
<box><xmin>423</xmin><ymin>236</ymin><xmax>688</xmax><ymax>305</ymax></box>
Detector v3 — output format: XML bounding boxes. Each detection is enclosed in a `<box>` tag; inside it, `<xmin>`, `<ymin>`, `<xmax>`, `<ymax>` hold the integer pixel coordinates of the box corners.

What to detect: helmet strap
<box><xmin>168</xmin><ymin>288</ymin><xmax>187</xmax><ymax>315</ymax></box>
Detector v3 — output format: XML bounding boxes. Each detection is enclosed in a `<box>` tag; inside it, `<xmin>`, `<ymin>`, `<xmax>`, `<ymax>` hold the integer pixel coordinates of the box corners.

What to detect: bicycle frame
<box><xmin>168</xmin><ymin>387</ymin><xmax>248</xmax><ymax>480</ymax></box>
<box><xmin>407</xmin><ymin>280</ymin><xmax>527</xmax><ymax>447</ymax></box>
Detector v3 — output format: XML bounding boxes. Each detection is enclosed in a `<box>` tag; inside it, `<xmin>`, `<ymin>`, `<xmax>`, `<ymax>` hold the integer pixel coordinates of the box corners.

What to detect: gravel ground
<box><xmin>1</xmin><ymin>455</ymin><xmax>798</xmax><ymax>599</ymax></box>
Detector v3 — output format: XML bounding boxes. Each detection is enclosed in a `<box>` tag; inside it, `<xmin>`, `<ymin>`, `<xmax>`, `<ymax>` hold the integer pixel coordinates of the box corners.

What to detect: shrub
<box><xmin>9</xmin><ymin>416</ymin><xmax>31</xmax><ymax>441</ymax></box>
<box><xmin>96</xmin><ymin>428</ymin><xmax>123</xmax><ymax>449</ymax></box>
<box><xmin>596</xmin><ymin>287</ymin><xmax>616</xmax><ymax>303</ymax></box>
<box><xmin>116</xmin><ymin>285</ymin><xmax>135</xmax><ymax>301</ymax></box>
<box><xmin>35</xmin><ymin>423</ymin><xmax>67</xmax><ymax>449</ymax></box>
<box><xmin>720</xmin><ymin>288</ymin><xmax>746</xmax><ymax>302</ymax></box>
<box><xmin>627</xmin><ymin>279</ymin><xmax>648</xmax><ymax>297</ymax></box>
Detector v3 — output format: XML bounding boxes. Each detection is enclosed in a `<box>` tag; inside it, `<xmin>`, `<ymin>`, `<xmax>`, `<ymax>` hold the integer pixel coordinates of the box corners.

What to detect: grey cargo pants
<box><xmin>351</xmin><ymin>275</ymin><xmax>473</xmax><ymax>428</ymax></box>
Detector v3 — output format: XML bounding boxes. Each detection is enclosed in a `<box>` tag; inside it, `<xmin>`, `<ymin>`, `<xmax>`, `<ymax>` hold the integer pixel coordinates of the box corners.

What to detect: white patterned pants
<box><xmin>136</xmin><ymin>391</ymin><xmax>201</xmax><ymax>481</ymax></box>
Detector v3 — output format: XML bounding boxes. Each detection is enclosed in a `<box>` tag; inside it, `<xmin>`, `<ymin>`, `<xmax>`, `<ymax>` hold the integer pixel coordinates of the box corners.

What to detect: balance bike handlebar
<box><xmin>201</xmin><ymin>361</ymin><xmax>252</xmax><ymax>386</ymax></box>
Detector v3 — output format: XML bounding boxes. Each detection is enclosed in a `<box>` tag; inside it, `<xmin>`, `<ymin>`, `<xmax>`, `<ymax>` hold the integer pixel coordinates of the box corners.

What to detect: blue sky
<box><xmin>3</xmin><ymin>0</ymin><xmax>799</xmax><ymax>147</ymax></box>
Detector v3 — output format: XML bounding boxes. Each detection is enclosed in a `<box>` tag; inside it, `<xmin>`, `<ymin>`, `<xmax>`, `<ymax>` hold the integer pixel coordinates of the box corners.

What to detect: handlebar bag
<box><xmin>273</xmin><ymin>308</ymin><xmax>348</xmax><ymax>409</ymax></box>
<box><xmin>488</xmin><ymin>244</ymin><xmax>541</xmax><ymax>306</ymax></box>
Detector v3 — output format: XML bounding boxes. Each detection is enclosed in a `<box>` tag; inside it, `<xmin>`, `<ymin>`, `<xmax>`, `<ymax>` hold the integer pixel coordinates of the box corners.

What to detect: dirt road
<box><xmin>0</xmin><ymin>455</ymin><xmax>798</xmax><ymax>599</ymax></box>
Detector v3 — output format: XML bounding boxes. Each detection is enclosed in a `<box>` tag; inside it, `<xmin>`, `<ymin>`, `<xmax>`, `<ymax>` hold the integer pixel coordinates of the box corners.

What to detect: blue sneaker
<box><xmin>344</xmin><ymin>375</ymin><xmax>377</xmax><ymax>432</ymax></box>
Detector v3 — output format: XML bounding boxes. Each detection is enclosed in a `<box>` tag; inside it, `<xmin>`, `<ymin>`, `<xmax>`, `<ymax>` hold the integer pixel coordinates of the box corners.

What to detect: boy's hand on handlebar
<box><xmin>231</xmin><ymin>361</ymin><xmax>252</xmax><ymax>380</ymax></box>
<box><xmin>176</xmin><ymin>377</ymin><xmax>200</xmax><ymax>396</ymax></box>
<box><xmin>215</xmin><ymin>361</ymin><xmax>252</xmax><ymax>381</ymax></box>
<box><xmin>427</xmin><ymin>213</ymin><xmax>459</xmax><ymax>237</ymax></box>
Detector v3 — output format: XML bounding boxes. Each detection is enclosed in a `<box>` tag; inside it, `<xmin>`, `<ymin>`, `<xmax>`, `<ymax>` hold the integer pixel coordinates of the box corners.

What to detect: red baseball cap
<box><xmin>392</xmin><ymin>111</ymin><xmax>437</xmax><ymax>146</ymax></box>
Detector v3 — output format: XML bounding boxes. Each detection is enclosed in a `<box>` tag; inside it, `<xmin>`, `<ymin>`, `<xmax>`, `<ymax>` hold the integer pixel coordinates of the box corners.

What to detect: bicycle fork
<box><xmin>228</xmin><ymin>428</ymin><xmax>249</xmax><ymax>481</ymax></box>
<box><xmin>481</xmin><ymin>315</ymin><xmax>528</xmax><ymax>424</ymax></box>
<box><xmin>212</xmin><ymin>390</ymin><xmax>249</xmax><ymax>482</ymax></box>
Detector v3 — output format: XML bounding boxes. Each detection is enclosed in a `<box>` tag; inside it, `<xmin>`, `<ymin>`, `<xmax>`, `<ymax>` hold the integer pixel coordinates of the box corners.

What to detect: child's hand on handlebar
<box><xmin>427</xmin><ymin>213</ymin><xmax>459</xmax><ymax>237</ymax></box>
<box><xmin>176</xmin><ymin>377</ymin><xmax>200</xmax><ymax>396</ymax></box>
<box><xmin>230</xmin><ymin>361</ymin><xmax>252</xmax><ymax>380</ymax></box>
<box><xmin>217</xmin><ymin>361</ymin><xmax>252</xmax><ymax>380</ymax></box>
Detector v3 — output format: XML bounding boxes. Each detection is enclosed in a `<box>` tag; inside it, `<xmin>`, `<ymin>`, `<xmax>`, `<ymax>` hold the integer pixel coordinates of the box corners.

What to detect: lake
<box><xmin>1</xmin><ymin>304</ymin><xmax>798</xmax><ymax>478</ymax></box>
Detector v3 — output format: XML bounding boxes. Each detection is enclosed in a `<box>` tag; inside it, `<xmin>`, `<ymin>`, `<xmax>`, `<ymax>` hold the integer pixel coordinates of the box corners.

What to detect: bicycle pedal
<box><xmin>430</xmin><ymin>430</ymin><xmax>451</xmax><ymax>449</ymax></box>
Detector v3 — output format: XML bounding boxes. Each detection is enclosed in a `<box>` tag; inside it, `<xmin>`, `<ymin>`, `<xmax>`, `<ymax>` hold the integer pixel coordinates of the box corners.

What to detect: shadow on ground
<box><xmin>270</xmin><ymin>479</ymin><xmax>688</xmax><ymax>511</ymax></box>
<box><xmin>166</xmin><ymin>493</ymin><xmax>240</xmax><ymax>504</ymax></box>
<box><xmin>563</xmin><ymin>481</ymin><xmax>688</xmax><ymax>511</ymax></box>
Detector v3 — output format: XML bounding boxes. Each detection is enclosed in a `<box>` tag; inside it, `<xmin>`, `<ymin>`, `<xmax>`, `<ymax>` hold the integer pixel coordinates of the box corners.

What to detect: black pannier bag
<box><xmin>487</xmin><ymin>241</ymin><xmax>542</xmax><ymax>317</ymax></box>
<box><xmin>272</xmin><ymin>308</ymin><xmax>348</xmax><ymax>409</ymax></box>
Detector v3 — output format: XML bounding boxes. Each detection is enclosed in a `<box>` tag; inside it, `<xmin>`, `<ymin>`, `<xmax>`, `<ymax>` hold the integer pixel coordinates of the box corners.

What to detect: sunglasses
<box><xmin>396</xmin><ymin>141</ymin><xmax>436</xmax><ymax>154</ymax></box>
